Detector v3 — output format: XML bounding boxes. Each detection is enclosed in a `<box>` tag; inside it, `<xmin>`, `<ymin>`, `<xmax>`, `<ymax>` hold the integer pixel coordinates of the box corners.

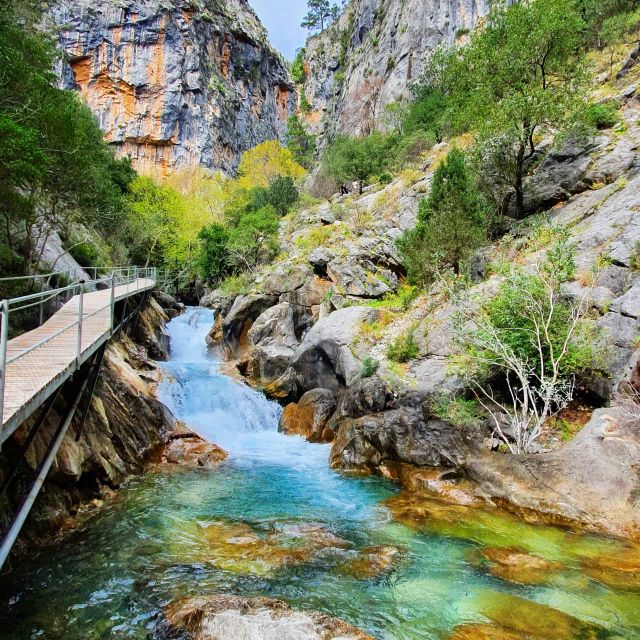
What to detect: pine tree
<box><xmin>301</xmin><ymin>0</ymin><xmax>340</xmax><ymax>32</ymax></box>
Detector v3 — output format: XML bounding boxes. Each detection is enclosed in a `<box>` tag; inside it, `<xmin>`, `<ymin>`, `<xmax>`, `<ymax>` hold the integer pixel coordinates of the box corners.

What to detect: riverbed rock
<box><xmin>290</xmin><ymin>306</ymin><xmax>378</xmax><ymax>394</ymax></box>
<box><xmin>241</xmin><ymin>302</ymin><xmax>299</xmax><ymax>384</ymax></box>
<box><xmin>222</xmin><ymin>294</ymin><xmax>278</xmax><ymax>358</ymax></box>
<box><xmin>157</xmin><ymin>594</ymin><xmax>374</xmax><ymax>640</ymax></box>
<box><xmin>163</xmin><ymin>429</ymin><xmax>228</xmax><ymax>469</ymax></box>
<box><xmin>478</xmin><ymin>547</ymin><xmax>564</xmax><ymax>586</ymax></box>
<box><xmin>279</xmin><ymin>389</ymin><xmax>336</xmax><ymax>442</ymax></box>
<box><xmin>330</xmin><ymin>407</ymin><xmax>482</xmax><ymax>472</ymax></box>
<box><xmin>337</xmin><ymin>545</ymin><xmax>401</xmax><ymax>579</ymax></box>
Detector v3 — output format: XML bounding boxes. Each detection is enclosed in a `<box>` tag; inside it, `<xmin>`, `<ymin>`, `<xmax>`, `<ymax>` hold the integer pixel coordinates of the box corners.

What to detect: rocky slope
<box><xmin>302</xmin><ymin>0</ymin><xmax>496</xmax><ymax>141</ymax></box>
<box><xmin>0</xmin><ymin>296</ymin><xmax>219</xmax><ymax>564</ymax></box>
<box><xmin>46</xmin><ymin>0</ymin><xmax>296</xmax><ymax>174</ymax></box>
<box><xmin>205</xmin><ymin>85</ymin><xmax>640</xmax><ymax>539</ymax></box>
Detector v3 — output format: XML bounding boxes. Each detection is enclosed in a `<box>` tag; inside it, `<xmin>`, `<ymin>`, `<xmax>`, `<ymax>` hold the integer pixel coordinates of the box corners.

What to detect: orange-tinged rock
<box><xmin>479</xmin><ymin>546</ymin><xmax>564</xmax><ymax>586</ymax></box>
<box><xmin>447</xmin><ymin>623</ymin><xmax>522</xmax><ymax>640</ymax></box>
<box><xmin>338</xmin><ymin>545</ymin><xmax>401</xmax><ymax>579</ymax></box>
<box><xmin>163</xmin><ymin>431</ymin><xmax>228</xmax><ymax>469</ymax></box>
<box><xmin>583</xmin><ymin>543</ymin><xmax>640</xmax><ymax>590</ymax></box>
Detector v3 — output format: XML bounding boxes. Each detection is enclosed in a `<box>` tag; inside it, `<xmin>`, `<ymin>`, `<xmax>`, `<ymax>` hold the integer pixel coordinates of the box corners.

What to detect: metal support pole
<box><xmin>39</xmin><ymin>298</ymin><xmax>44</xmax><ymax>326</ymax></box>
<box><xmin>0</xmin><ymin>375</ymin><xmax>89</xmax><ymax>571</ymax></box>
<box><xmin>110</xmin><ymin>273</ymin><xmax>116</xmax><ymax>336</ymax></box>
<box><xmin>76</xmin><ymin>282</ymin><xmax>84</xmax><ymax>366</ymax></box>
<box><xmin>0</xmin><ymin>300</ymin><xmax>8</xmax><ymax>441</ymax></box>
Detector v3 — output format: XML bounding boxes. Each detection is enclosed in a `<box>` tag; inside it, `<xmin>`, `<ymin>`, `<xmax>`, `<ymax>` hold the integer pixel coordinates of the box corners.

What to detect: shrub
<box><xmin>379</xmin><ymin>172</ymin><xmax>393</xmax><ymax>185</ymax></box>
<box><xmin>454</xmin><ymin>241</ymin><xmax>600</xmax><ymax>454</ymax></box>
<box><xmin>219</xmin><ymin>272</ymin><xmax>253</xmax><ymax>296</ymax></box>
<box><xmin>361</xmin><ymin>356</ymin><xmax>380</xmax><ymax>377</ymax></box>
<box><xmin>429</xmin><ymin>394</ymin><xmax>483</xmax><ymax>428</ymax></box>
<box><xmin>386</xmin><ymin>326</ymin><xmax>419</xmax><ymax>362</ymax></box>
<box><xmin>586</xmin><ymin>102</ymin><xmax>620</xmax><ymax>129</ymax></box>
<box><xmin>197</xmin><ymin>223</ymin><xmax>229</xmax><ymax>283</ymax></box>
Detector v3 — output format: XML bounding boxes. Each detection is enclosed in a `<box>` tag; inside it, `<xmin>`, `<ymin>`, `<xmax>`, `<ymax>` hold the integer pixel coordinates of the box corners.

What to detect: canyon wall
<box><xmin>46</xmin><ymin>0</ymin><xmax>296</xmax><ymax>174</ymax></box>
<box><xmin>303</xmin><ymin>0</ymin><xmax>493</xmax><ymax>141</ymax></box>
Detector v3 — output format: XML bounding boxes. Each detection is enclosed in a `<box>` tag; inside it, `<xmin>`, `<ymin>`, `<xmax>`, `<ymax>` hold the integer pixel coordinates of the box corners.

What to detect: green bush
<box><xmin>361</xmin><ymin>356</ymin><xmax>380</xmax><ymax>377</ymax></box>
<box><xmin>429</xmin><ymin>394</ymin><xmax>483</xmax><ymax>428</ymax></box>
<box><xmin>386</xmin><ymin>327</ymin><xmax>419</xmax><ymax>362</ymax></box>
<box><xmin>69</xmin><ymin>241</ymin><xmax>100</xmax><ymax>268</ymax></box>
<box><xmin>290</xmin><ymin>48</ymin><xmax>306</xmax><ymax>84</ymax></box>
<box><xmin>586</xmin><ymin>102</ymin><xmax>620</xmax><ymax>129</ymax></box>
<box><xmin>379</xmin><ymin>172</ymin><xmax>393</xmax><ymax>185</ymax></box>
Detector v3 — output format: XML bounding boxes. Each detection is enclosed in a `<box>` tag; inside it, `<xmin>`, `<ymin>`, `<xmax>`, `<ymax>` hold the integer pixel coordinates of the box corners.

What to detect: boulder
<box><xmin>330</xmin><ymin>407</ymin><xmax>483</xmax><ymax>471</ymax></box>
<box><xmin>222</xmin><ymin>294</ymin><xmax>278</xmax><ymax>358</ymax></box>
<box><xmin>156</xmin><ymin>594</ymin><xmax>373</xmax><ymax>640</ymax></box>
<box><xmin>290</xmin><ymin>306</ymin><xmax>377</xmax><ymax>394</ymax></box>
<box><xmin>338</xmin><ymin>377</ymin><xmax>388</xmax><ymax>418</ymax></box>
<box><xmin>327</xmin><ymin>259</ymin><xmax>393</xmax><ymax>298</ymax></box>
<box><xmin>163</xmin><ymin>431</ymin><xmax>228</xmax><ymax>469</ymax></box>
<box><xmin>261</xmin><ymin>263</ymin><xmax>312</xmax><ymax>297</ymax></box>
<box><xmin>462</xmin><ymin>406</ymin><xmax>640</xmax><ymax>540</ymax></box>
<box><xmin>279</xmin><ymin>388</ymin><xmax>337</xmax><ymax>442</ymax></box>
<box><xmin>308</xmin><ymin>247</ymin><xmax>335</xmax><ymax>276</ymax></box>
<box><xmin>241</xmin><ymin>303</ymin><xmax>299</xmax><ymax>384</ymax></box>
<box><xmin>131</xmin><ymin>296</ymin><xmax>170</xmax><ymax>360</ymax></box>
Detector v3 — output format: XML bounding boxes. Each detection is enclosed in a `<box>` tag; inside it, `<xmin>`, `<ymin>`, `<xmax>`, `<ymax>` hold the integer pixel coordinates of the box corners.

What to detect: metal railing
<box><xmin>0</xmin><ymin>266</ymin><xmax>156</xmax><ymax>432</ymax></box>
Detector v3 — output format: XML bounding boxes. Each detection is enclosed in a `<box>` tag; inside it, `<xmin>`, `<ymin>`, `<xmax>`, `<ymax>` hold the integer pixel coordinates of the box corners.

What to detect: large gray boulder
<box><xmin>289</xmin><ymin>306</ymin><xmax>377</xmax><ymax>394</ymax></box>
<box><xmin>331</xmin><ymin>407</ymin><xmax>483</xmax><ymax>471</ymax></box>
<box><xmin>242</xmin><ymin>303</ymin><xmax>299</xmax><ymax>384</ymax></box>
<box><xmin>222</xmin><ymin>294</ymin><xmax>277</xmax><ymax>357</ymax></box>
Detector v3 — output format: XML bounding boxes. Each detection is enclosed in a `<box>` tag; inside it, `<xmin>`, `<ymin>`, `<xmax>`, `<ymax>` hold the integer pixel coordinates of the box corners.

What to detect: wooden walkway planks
<box><xmin>1</xmin><ymin>277</ymin><xmax>154</xmax><ymax>441</ymax></box>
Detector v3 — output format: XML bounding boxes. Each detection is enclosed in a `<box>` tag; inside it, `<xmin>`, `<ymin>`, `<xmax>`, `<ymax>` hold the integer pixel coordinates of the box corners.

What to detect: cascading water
<box><xmin>1</xmin><ymin>307</ymin><xmax>639</xmax><ymax>640</ymax></box>
<box><xmin>157</xmin><ymin>307</ymin><xmax>331</xmax><ymax>467</ymax></box>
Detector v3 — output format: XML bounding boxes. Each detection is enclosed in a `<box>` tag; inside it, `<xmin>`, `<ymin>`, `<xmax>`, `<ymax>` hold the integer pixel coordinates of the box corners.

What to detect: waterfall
<box><xmin>157</xmin><ymin>307</ymin><xmax>330</xmax><ymax>468</ymax></box>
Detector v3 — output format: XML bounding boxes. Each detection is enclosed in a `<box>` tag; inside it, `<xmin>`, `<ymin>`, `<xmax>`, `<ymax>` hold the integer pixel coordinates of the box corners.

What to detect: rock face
<box><xmin>0</xmin><ymin>297</ymin><xmax>176</xmax><ymax>559</ymax></box>
<box><xmin>156</xmin><ymin>594</ymin><xmax>374</xmax><ymax>640</ymax></box>
<box><xmin>47</xmin><ymin>0</ymin><xmax>296</xmax><ymax>174</ymax></box>
<box><xmin>303</xmin><ymin>0</ymin><xmax>494</xmax><ymax>141</ymax></box>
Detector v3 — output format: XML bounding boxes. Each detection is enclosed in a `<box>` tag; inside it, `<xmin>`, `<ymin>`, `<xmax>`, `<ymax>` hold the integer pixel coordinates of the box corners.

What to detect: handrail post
<box><xmin>110</xmin><ymin>273</ymin><xmax>116</xmax><ymax>336</ymax></box>
<box><xmin>0</xmin><ymin>299</ymin><xmax>9</xmax><ymax>441</ymax></box>
<box><xmin>76</xmin><ymin>282</ymin><xmax>84</xmax><ymax>367</ymax></box>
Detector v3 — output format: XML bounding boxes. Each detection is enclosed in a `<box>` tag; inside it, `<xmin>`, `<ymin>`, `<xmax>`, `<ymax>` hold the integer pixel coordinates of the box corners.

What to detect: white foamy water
<box><xmin>158</xmin><ymin>307</ymin><xmax>331</xmax><ymax>468</ymax></box>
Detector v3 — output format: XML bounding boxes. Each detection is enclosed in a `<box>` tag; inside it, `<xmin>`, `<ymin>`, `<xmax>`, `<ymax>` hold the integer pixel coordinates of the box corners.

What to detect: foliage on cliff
<box><xmin>0</xmin><ymin>8</ymin><xmax>135</xmax><ymax>279</ymax></box>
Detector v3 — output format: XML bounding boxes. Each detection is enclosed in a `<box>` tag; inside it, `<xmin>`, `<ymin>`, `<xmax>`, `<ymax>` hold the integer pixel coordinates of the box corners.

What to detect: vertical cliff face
<box><xmin>47</xmin><ymin>0</ymin><xmax>296</xmax><ymax>174</ymax></box>
<box><xmin>303</xmin><ymin>0</ymin><xmax>492</xmax><ymax>142</ymax></box>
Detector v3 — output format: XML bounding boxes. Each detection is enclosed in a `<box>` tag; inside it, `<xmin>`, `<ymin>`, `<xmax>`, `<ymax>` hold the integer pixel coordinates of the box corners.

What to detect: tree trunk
<box><xmin>514</xmin><ymin>142</ymin><xmax>526</xmax><ymax>220</ymax></box>
<box><xmin>359</xmin><ymin>179</ymin><xmax>364</xmax><ymax>195</ymax></box>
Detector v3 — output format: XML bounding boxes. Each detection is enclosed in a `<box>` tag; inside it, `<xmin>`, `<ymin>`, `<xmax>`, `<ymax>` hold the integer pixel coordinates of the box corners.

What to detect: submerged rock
<box><xmin>582</xmin><ymin>544</ymin><xmax>640</xmax><ymax>591</ymax></box>
<box><xmin>337</xmin><ymin>545</ymin><xmax>401</xmax><ymax>580</ymax></box>
<box><xmin>477</xmin><ymin>546</ymin><xmax>564</xmax><ymax>586</ymax></box>
<box><xmin>156</xmin><ymin>594</ymin><xmax>374</xmax><ymax>640</ymax></box>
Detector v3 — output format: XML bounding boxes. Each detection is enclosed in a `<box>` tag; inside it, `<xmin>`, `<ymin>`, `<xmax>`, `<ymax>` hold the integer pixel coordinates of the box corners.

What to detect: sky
<box><xmin>249</xmin><ymin>0</ymin><xmax>309</xmax><ymax>60</ymax></box>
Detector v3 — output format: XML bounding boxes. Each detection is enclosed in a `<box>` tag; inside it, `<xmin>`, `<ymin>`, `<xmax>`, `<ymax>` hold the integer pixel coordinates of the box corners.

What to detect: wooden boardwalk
<box><xmin>0</xmin><ymin>277</ymin><xmax>155</xmax><ymax>444</ymax></box>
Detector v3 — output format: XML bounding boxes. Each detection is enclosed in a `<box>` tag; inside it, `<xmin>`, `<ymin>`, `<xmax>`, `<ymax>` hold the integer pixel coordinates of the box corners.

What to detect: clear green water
<box><xmin>1</xmin><ymin>309</ymin><xmax>639</xmax><ymax>640</ymax></box>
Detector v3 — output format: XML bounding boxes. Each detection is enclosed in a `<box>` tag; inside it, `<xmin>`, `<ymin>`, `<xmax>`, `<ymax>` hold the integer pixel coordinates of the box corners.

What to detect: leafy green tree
<box><xmin>435</xmin><ymin>0</ymin><xmax>588</xmax><ymax>218</ymax></box>
<box><xmin>228</xmin><ymin>205</ymin><xmax>280</xmax><ymax>272</ymax></box>
<box><xmin>302</xmin><ymin>0</ymin><xmax>340</xmax><ymax>32</ymax></box>
<box><xmin>398</xmin><ymin>148</ymin><xmax>488</xmax><ymax>285</ymax></box>
<box><xmin>323</xmin><ymin>133</ymin><xmax>389</xmax><ymax>194</ymax></box>
<box><xmin>250</xmin><ymin>176</ymin><xmax>299</xmax><ymax>216</ymax></box>
<box><xmin>286</xmin><ymin>115</ymin><xmax>316</xmax><ymax>168</ymax></box>
<box><xmin>0</xmin><ymin>10</ymin><xmax>134</xmax><ymax>275</ymax></box>
<box><xmin>197</xmin><ymin>223</ymin><xmax>230</xmax><ymax>283</ymax></box>
<box><xmin>290</xmin><ymin>48</ymin><xmax>306</xmax><ymax>84</ymax></box>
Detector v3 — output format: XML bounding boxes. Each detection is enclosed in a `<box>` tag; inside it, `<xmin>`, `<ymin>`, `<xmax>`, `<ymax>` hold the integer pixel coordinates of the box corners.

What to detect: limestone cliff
<box><xmin>46</xmin><ymin>0</ymin><xmax>296</xmax><ymax>174</ymax></box>
<box><xmin>302</xmin><ymin>0</ymin><xmax>493</xmax><ymax>141</ymax></box>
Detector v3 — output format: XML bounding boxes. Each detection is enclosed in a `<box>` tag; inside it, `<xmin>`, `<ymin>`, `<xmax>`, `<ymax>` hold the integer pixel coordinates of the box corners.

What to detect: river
<box><xmin>1</xmin><ymin>307</ymin><xmax>639</xmax><ymax>639</ymax></box>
